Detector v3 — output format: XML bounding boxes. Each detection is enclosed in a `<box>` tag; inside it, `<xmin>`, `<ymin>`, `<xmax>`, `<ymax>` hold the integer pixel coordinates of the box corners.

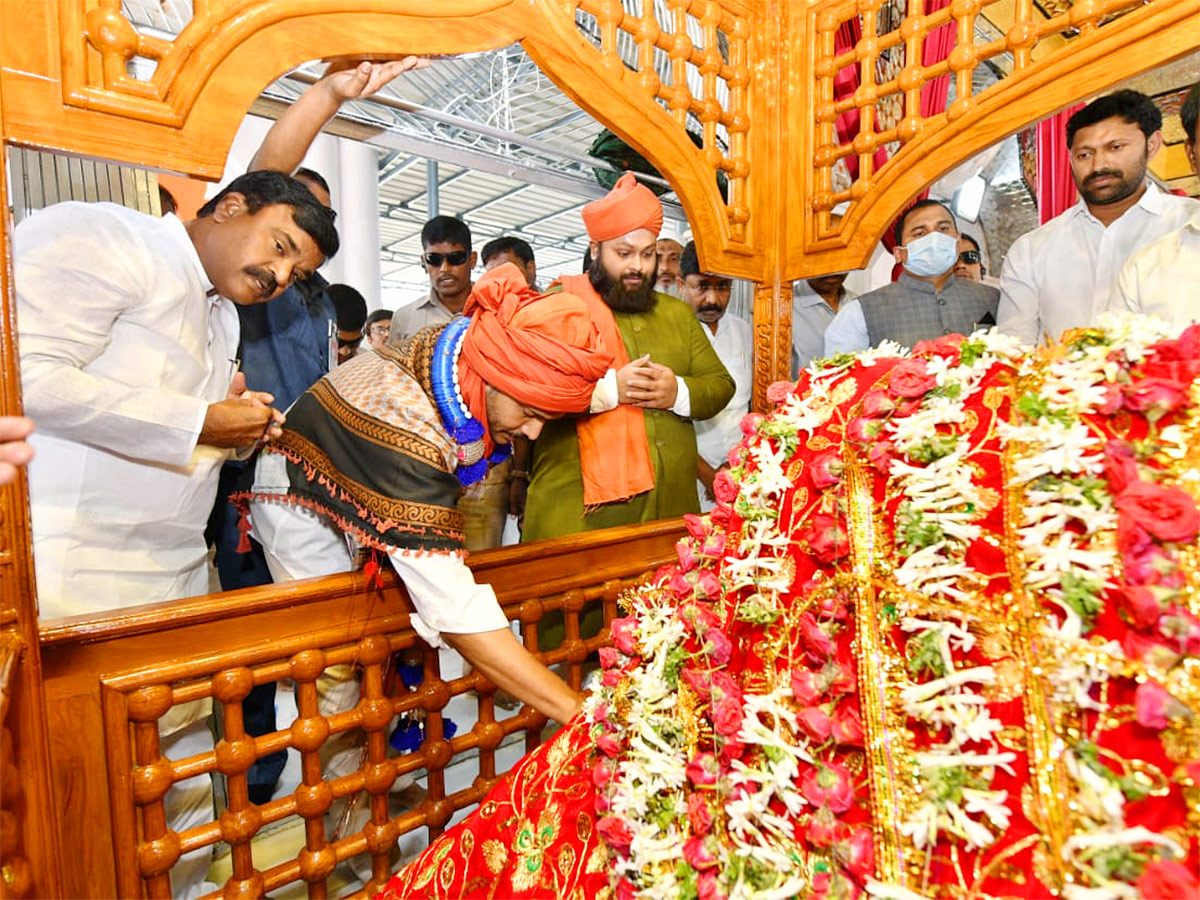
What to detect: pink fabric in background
<box><xmin>1036</xmin><ymin>104</ymin><xmax>1085</xmax><ymax>224</ymax></box>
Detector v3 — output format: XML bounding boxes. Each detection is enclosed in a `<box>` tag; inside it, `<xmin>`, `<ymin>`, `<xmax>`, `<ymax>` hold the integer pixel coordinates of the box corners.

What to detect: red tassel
<box><xmin>236</xmin><ymin>510</ymin><xmax>253</xmax><ymax>553</ymax></box>
<box><xmin>362</xmin><ymin>550</ymin><xmax>384</xmax><ymax>589</ymax></box>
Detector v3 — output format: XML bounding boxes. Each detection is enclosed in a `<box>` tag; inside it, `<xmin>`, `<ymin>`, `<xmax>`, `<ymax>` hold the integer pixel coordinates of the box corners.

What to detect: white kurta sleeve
<box><xmin>387</xmin><ymin>548</ymin><xmax>511</xmax><ymax>648</ymax></box>
<box><xmin>996</xmin><ymin>237</ymin><xmax>1042</xmax><ymax>346</ymax></box>
<box><xmin>15</xmin><ymin>204</ymin><xmax>210</xmax><ymax>467</ymax></box>
<box><xmin>822</xmin><ymin>299</ymin><xmax>870</xmax><ymax>356</ymax></box>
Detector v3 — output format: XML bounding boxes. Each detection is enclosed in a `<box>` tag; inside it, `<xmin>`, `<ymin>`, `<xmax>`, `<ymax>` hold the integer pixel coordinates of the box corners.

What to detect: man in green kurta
<box><xmin>522</xmin><ymin>173</ymin><xmax>735</xmax><ymax>541</ymax></box>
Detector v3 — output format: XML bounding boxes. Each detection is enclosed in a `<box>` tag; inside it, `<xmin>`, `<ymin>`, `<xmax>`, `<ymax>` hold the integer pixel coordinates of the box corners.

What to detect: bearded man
<box><xmin>521</xmin><ymin>173</ymin><xmax>735</xmax><ymax>541</ymax></box>
<box><xmin>998</xmin><ymin>89</ymin><xmax>1198</xmax><ymax>345</ymax></box>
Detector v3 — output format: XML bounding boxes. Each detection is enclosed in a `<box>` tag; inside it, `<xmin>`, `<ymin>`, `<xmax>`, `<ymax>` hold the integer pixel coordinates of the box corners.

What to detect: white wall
<box><xmin>213</xmin><ymin>116</ymin><xmax>384</xmax><ymax>311</ymax></box>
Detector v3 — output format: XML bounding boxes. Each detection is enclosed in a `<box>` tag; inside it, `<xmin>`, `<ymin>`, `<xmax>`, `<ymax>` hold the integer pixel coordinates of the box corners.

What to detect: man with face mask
<box><xmin>999</xmin><ymin>90</ymin><xmax>1198</xmax><ymax>346</ymax></box>
<box><xmin>823</xmin><ymin>199</ymin><xmax>999</xmax><ymax>355</ymax></box>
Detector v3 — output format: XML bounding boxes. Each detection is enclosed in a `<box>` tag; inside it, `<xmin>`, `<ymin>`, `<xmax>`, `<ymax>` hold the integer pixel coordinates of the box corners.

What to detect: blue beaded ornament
<box><xmin>431</xmin><ymin>317</ymin><xmax>511</xmax><ymax>486</ymax></box>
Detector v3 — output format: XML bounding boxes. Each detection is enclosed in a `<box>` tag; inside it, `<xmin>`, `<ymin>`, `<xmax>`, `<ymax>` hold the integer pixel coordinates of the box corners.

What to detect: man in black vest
<box><xmin>823</xmin><ymin>200</ymin><xmax>999</xmax><ymax>355</ymax></box>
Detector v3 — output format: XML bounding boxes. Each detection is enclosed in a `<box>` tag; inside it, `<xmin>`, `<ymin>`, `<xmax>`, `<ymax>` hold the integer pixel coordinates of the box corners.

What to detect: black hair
<box><xmin>328</xmin><ymin>283</ymin><xmax>368</xmax><ymax>331</ymax></box>
<box><xmin>364</xmin><ymin>308</ymin><xmax>393</xmax><ymax>329</ymax></box>
<box><xmin>582</xmin><ymin>247</ymin><xmax>593</xmax><ymax>273</ymax></box>
<box><xmin>679</xmin><ymin>240</ymin><xmax>701</xmax><ymax>278</ymax></box>
<box><xmin>294</xmin><ymin>167</ymin><xmax>331</xmax><ymax>199</ymax></box>
<box><xmin>197</xmin><ymin>170</ymin><xmax>339</xmax><ymax>260</ymax></box>
<box><xmin>158</xmin><ymin>184</ymin><xmax>178</xmax><ymax>216</ymax></box>
<box><xmin>1066</xmin><ymin>90</ymin><xmax>1162</xmax><ymax>147</ymax></box>
<box><xmin>893</xmin><ymin>199</ymin><xmax>957</xmax><ymax>246</ymax></box>
<box><xmin>480</xmin><ymin>235</ymin><xmax>535</xmax><ymax>266</ymax></box>
<box><xmin>959</xmin><ymin>233</ymin><xmax>980</xmax><ymax>252</ymax></box>
<box><xmin>1182</xmin><ymin>83</ymin><xmax>1199</xmax><ymax>145</ymax></box>
<box><xmin>421</xmin><ymin>216</ymin><xmax>472</xmax><ymax>253</ymax></box>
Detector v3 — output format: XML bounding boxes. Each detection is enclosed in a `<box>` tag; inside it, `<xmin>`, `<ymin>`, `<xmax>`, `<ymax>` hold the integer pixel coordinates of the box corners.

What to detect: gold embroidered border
<box><xmin>274</xmin><ymin>431</ymin><xmax>463</xmax><ymax>535</ymax></box>
<box><xmin>844</xmin><ymin>453</ymin><xmax>910</xmax><ymax>886</ymax></box>
<box><xmin>309</xmin><ymin>379</ymin><xmax>450</xmax><ymax>472</ymax></box>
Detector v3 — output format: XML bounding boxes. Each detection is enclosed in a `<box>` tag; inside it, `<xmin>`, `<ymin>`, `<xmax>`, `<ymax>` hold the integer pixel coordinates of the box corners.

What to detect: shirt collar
<box><xmin>422</xmin><ymin>291</ymin><xmax>466</xmax><ymax>319</ymax></box>
<box><xmin>896</xmin><ymin>271</ymin><xmax>942</xmax><ymax>294</ymax></box>
<box><xmin>1073</xmin><ymin>181</ymin><xmax>1168</xmax><ymax>224</ymax></box>
<box><xmin>166</xmin><ymin>213</ymin><xmax>216</xmax><ymax>297</ymax></box>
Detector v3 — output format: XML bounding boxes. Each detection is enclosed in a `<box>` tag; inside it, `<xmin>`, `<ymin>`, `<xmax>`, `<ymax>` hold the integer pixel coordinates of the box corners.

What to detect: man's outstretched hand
<box><xmin>320</xmin><ymin>57</ymin><xmax>429</xmax><ymax>102</ymax></box>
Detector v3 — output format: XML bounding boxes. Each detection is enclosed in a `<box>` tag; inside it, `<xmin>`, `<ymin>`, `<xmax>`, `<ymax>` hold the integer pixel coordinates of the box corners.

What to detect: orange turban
<box><xmin>581</xmin><ymin>172</ymin><xmax>663</xmax><ymax>242</ymax></box>
<box><xmin>458</xmin><ymin>264</ymin><xmax>613</xmax><ymax>418</ymax></box>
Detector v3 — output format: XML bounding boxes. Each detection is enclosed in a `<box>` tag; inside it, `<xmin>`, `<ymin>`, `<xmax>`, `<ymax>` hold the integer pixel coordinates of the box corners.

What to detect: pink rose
<box><xmin>824</xmin><ymin>653</ymin><xmax>857</xmax><ymax>694</ymax></box>
<box><xmin>713</xmin><ymin>696</ymin><xmax>744</xmax><ymax>737</ymax></box>
<box><xmin>801</xmin><ymin>762</ymin><xmax>855</xmax><ymax>813</ymax></box>
<box><xmin>709</xmin><ymin>505</ymin><xmax>732</xmax><ymax>530</ymax></box>
<box><xmin>598</xmin><ymin>646</ymin><xmax>622</xmax><ymax>670</ymax></box>
<box><xmin>1123</xmin><ymin>377</ymin><xmax>1188</xmax><ymax>421</ymax></box>
<box><xmin>1122</xmin><ymin>544</ymin><xmax>1178</xmax><ymax>586</ymax></box>
<box><xmin>802</xmin><ymin>514</ymin><xmax>850</xmax><ymax>564</ymax></box>
<box><xmin>846</xmin><ymin>416</ymin><xmax>885</xmax><ymax>444</ymax></box>
<box><xmin>1117</xmin><ymin>517</ymin><xmax>1152</xmax><ymax>556</ymax></box>
<box><xmin>791</xmin><ymin>667</ymin><xmax>822</xmax><ymax>705</ymax></box>
<box><xmin>1159</xmin><ymin>608</ymin><xmax>1200</xmax><ymax>655</ymax></box>
<box><xmin>1096</xmin><ymin>382</ymin><xmax>1124</xmax><ymax>415</ymax></box>
<box><xmin>860</xmin><ymin>389</ymin><xmax>896</xmax><ymax>417</ymax></box>
<box><xmin>766</xmin><ymin>380</ymin><xmax>794</xmax><ymax>404</ymax></box>
<box><xmin>684</xmin><ymin>513</ymin><xmax>708</xmax><ymax>540</ymax></box>
<box><xmin>888</xmin><ymin>358</ymin><xmax>937</xmax><ymax>398</ymax></box>
<box><xmin>701</xmin><ymin>628</ymin><xmax>732</xmax><ymax>665</ymax></box>
<box><xmin>696</xmin><ymin>870</ymin><xmax>725</xmax><ymax>900</ymax></box>
<box><xmin>711</xmin><ymin>670</ymin><xmax>742</xmax><ymax>703</ymax></box>
<box><xmin>668</xmin><ymin>570</ymin><xmax>696</xmax><ymax>598</ymax></box>
<box><xmin>912</xmin><ymin>333</ymin><xmax>964</xmax><ymax>364</ymax></box>
<box><xmin>798</xmin><ymin>706</ymin><xmax>833</xmax><ymax>741</ymax></box>
<box><xmin>686</xmin><ymin>752</ymin><xmax>720</xmax><ymax>786</ymax></box>
<box><xmin>1139</xmin><ymin>356</ymin><xmax>1200</xmax><ymax>385</ymax></box>
<box><xmin>831</xmin><ymin>703</ymin><xmax>865</xmax><ymax>745</ymax></box>
<box><xmin>1136</xmin><ymin>859</ymin><xmax>1200</xmax><ymax>900</ymax></box>
<box><xmin>740</xmin><ymin>412</ymin><xmax>765</xmax><ymax>436</ymax></box>
<box><xmin>592</xmin><ymin>702</ymin><xmax>610</xmax><ymax>725</ymax></box>
<box><xmin>1102</xmin><ymin>441</ymin><xmax>1140</xmax><ymax>495</ymax></box>
<box><xmin>683</xmin><ymin>836</ymin><xmax>720</xmax><ymax>870</ymax></box>
<box><xmin>726</xmin><ymin>445</ymin><xmax>746</xmax><ymax>468</ymax></box>
<box><xmin>718</xmin><ymin>734</ymin><xmax>745</xmax><ymax>764</ymax></box>
<box><xmin>1115</xmin><ymin>481</ymin><xmax>1200</xmax><ymax>543</ymax></box>
<box><xmin>601</xmin><ymin>670</ymin><xmax>622</xmax><ymax>687</ymax></box>
<box><xmin>712</xmin><ymin>469</ymin><xmax>739</xmax><ymax>504</ymax></box>
<box><xmin>799</xmin><ymin>613</ymin><xmax>836</xmax><ymax>663</ymax></box>
<box><xmin>596</xmin><ymin>733</ymin><xmax>622</xmax><ymax>758</ymax></box>
<box><xmin>593</xmin><ymin>758</ymin><xmax>614</xmax><ymax>788</ymax></box>
<box><xmin>701</xmin><ymin>532</ymin><xmax>727</xmax><ymax>559</ymax></box>
<box><xmin>615</xmin><ymin>878</ymin><xmax>637</xmax><ymax>900</ymax></box>
<box><xmin>1179</xmin><ymin>323</ymin><xmax>1200</xmax><ymax>357</ymax></box>
<box><xmin>1113</xmin><ymin>583</ymin><xmax>1167</xmax><ymax>630</ymax></box>
<box><xmin>687</xmin><ymin>793</ymin><xmax>713</xmax><ymax>835</ymax></box>
<box><xmin>598</xmin><ymin>815</ymin><xmax>633</xmax><ymax>853</ymax></box>
<box><xmin>681</xmin><ymin>602</ymin><xmax>721</xmax><ymax>636</ymax></box>
<box><xmin>809</xmin><ymin>866</ymin><xmax>832</xmax><ymax>897</ymax></box>
<box><xmin>806</xmin><ymin>808</ymin><xmax>843</xmax><ymax>848</ymax></box>
<box><xmin>696</xmin><ymin>569</ymin><xmax>722</xmax><ymax>601</ymax></box>
<box><xmin>867</xmin><ymin>441</ymin><xmax>894</xmax><ymax>474</ymax></box>
<box><xmin>810</xmin><ymin>448</ymin><xmax>845</xmax><ymax>489</ymax></box>
<box><xmin>839</xmin><ymin>827</ymin><xmax>875</xmax><ymax>883</ymax></box>
<box><xmin>610</xmin><ymin>617</ymin><xmax>640</xmax><ymax>656</ymax></box>
<box><xmin>682</xmin><ymin>667</ymin><xmax>712</xmax><ymax>696</ymax></box>
<box><xmin>1134</xmin><ymin>680</ymin><xmax>1190</xmax><ymax>730</ymax></box>
<box><xmin>676</xmin><ymin>538</ymin><xmax>698</xmax><ymax>572</ymax></box>
<box><xmin>1122</xmin><ymin>631</ymin><xmax>1181</xmax><ymax>668</ymax></box>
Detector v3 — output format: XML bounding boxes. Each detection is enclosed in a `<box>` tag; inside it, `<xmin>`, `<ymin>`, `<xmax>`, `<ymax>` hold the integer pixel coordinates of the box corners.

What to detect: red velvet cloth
<box><xmin>1037</xmin><ymin>104</ymin><xmax>1085</xmax><ymax>224</ymax></box>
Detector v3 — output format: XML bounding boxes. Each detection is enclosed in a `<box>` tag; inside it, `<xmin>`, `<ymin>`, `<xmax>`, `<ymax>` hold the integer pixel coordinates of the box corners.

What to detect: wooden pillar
<box><xmin>0</xmin><ymin>129</ymin><xmax>64</xmax><ymax>900</ymax></box>
<box><xmin>751</xmin><ymin>279</ymin><xmax>793</xmax><ymax>412</ymax></box>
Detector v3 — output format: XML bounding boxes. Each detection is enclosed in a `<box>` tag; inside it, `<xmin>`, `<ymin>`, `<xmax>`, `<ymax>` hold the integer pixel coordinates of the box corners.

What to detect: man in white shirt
<box><xmin>792</xmin><ymin>272</ymin><xmax>857</xmax><ymax>373</ymax></box>
<box><xmin>1108</xmin><ymin>82</ymin><xmax>1200</xmax><ymax>329</ymax></box>
<box><xmin>998</xmin><ymin>89</ymin><xmax>1198</xmax><ymax>345</ymax></box>
<box><xmin>678</xmin><ymin>241</ymin><xmax>752</xmax><ymax>511</ymax></box>
<box><xmin>15</xmin><ymin>171</ymin><xmax>336</xmax><ymax>899</ymax></box>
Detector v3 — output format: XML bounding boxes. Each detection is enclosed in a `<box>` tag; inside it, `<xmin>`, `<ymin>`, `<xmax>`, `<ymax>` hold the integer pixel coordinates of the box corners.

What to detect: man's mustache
<box><xmin>1085</xmin><ymin>169</ymin><xmax>1122</xmax><ymax>184</ymax></box>
<box><xmin>698</xmin><ymin>305</ymin><xmax>723</xmax><ymax>315</ymax></box>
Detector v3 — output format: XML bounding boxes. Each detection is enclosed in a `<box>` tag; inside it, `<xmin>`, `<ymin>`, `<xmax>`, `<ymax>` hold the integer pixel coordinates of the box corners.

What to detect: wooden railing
<box><xmin>33</xmin><ymin>520</ymin><xmax>682</xmax><ymax>899</ymax></box>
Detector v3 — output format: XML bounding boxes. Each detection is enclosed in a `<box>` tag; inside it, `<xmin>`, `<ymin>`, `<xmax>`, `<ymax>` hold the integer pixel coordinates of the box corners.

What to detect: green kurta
<box><xmin>523</xmin><ymin>291</ymin><xmax>736</xmax><ymax>541</ymax></box>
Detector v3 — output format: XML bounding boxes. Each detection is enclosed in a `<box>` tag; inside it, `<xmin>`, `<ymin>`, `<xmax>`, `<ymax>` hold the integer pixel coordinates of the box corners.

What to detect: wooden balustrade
<box><xmin>34</xmin><ymin>520</ymin><xmax>682</xmax><ymax>899</ymax></box>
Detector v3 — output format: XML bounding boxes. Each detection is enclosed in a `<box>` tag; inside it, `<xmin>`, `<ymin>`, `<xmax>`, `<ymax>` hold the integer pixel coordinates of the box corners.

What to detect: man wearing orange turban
<box><xmin>524</xmin><ymin>172</ymin><xmax>734</xmax><ymax>538</ymax></box>
<box><xmin>236</xmin><ymin>265</ymin><xmax>612</xmax><ymax>779</ymax></box>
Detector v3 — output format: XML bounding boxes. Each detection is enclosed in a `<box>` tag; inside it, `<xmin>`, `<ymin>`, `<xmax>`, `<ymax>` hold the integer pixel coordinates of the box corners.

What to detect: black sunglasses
<box><xmin>958</xmin><ymin>250</ymin><xmax>982</xmax><ymax>265</ymax></box>
<box><xmin>423</xmin><ymin>250</ymin><xmax>469</xmax><ymax>267</ymax></box>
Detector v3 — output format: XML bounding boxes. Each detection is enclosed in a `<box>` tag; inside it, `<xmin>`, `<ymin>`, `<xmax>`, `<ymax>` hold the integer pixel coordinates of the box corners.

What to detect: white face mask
<box><xmin>901</xmin><ymin>231</ymin><xmax>959</xmax><ymax>278</ymax></box>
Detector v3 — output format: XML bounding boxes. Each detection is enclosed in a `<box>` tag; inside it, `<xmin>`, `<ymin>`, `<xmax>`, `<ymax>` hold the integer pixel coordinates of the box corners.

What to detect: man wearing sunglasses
<box><xmin>954</xmin><ymin>234</ymin><xmax>986</xmax><ymax>283</ymax></box>
<box><xmin>391</xmin><ymin>216</ymin><xmax>478</xmax><ymax>340</ymax></box>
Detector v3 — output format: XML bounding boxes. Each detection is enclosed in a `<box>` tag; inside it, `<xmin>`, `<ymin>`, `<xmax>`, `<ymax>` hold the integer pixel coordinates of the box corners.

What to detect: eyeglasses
<box><xmin>958</xmin><ymin>250</ymin><xmax>982</xmax><ymax>265</ymax></box>
<box><xmin>368</xmin><ymin>324</ymin><xmax>391</xmax><ymax>337</ymax></box>
<box><xmin>423</xmin><ymin>250</ymin><xmax>469</xmax><ymax>267</ymax></box>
